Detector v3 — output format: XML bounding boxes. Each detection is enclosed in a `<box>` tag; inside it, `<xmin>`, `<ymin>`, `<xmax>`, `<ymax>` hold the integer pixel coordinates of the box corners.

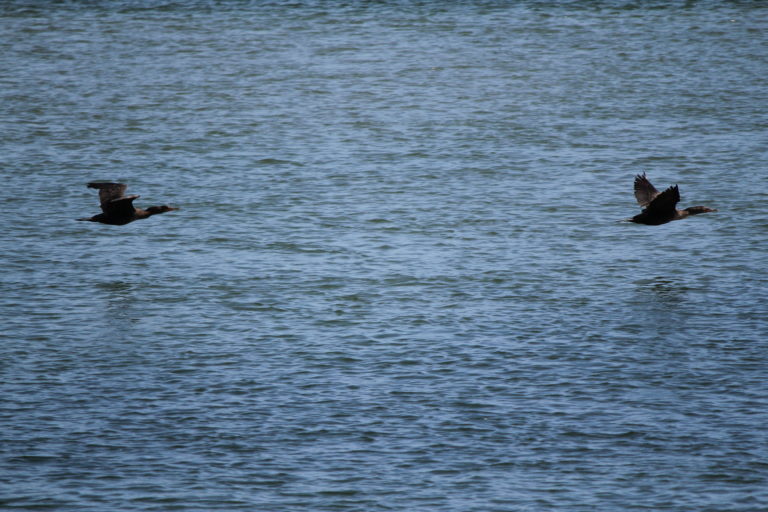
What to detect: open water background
<box><xmin>1</xmin><ymin>1</ymin><xmax>767</xmax><ymax>510</ymax></box>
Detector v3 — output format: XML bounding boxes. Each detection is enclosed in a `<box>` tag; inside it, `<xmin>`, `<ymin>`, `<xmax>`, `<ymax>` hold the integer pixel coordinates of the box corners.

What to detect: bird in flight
<box><xmin>629</xmin><ymin>173</ymin><xmax>716</xmax><ymax>225</ymax></box>
<box><xmin>77</xmin><ymin>182</ymin><xmax>178</xmax><ymax>225</ymax></box>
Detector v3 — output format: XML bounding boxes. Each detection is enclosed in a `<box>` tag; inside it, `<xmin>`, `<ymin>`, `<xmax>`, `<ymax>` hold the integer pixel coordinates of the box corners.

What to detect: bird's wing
<box><xmin>102</xmin><ymin>195</ymin><xmax>139</xmax><ymax>216</ymax></box>
<box><xmin>88</xmin><ymin>182</ymin><xmax>128</xmax><ymax>210</ymax></box>
<box><xmin>634</xmin><ymin>173</ymin><xmax>661</xmax><ymax>207</ymax></box>
<box><xmin>644</xmin><ymin>184</ymin><xmax>680</xmax><ymax>216</ymax></box>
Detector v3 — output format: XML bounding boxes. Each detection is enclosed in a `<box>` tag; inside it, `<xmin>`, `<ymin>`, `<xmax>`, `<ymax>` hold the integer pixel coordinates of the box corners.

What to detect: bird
<box><xmin>629</xmin><ymin>173</ymin><xmax>716</xmax><ymax>225</ymax></box>
<box><xmin>77</xmin><ymin>182</ymin><xmax>178</xmax><ymax>225</ymax></box>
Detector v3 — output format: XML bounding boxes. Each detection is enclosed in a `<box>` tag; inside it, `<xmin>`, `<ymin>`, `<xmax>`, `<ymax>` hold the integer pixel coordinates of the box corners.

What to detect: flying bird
<box><xmin>77</xmin><ymin>182</ymin><xmax>178</xmax><ymax>225</ymax></box>
<box><xmin>629</xmin><ymin>173</ymin><xmax>716</xmax><ymax>225</ymax></box>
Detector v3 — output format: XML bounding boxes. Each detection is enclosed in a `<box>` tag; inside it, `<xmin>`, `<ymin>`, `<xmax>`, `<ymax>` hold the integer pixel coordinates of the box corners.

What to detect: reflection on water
<box><xmin>624</xmin><ymin>276</ymin><xmax>697</xmax><ymax>347</ymax></box>
<box><xmin>95</xmin><ymin>280</ymin><xmax>141</xmax><ymax>342</ymax></box>
<box><xmin>634</xmin><ymin>276</ymin><xmax>688</xmax><ymax>305</ymax></box>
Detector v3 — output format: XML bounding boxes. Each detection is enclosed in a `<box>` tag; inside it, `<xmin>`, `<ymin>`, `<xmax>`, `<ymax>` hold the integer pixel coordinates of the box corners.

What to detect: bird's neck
<box><xmin>684</xmin><ymin>206</ymin><xmax>711</xmax><ymax>216</ymax></box>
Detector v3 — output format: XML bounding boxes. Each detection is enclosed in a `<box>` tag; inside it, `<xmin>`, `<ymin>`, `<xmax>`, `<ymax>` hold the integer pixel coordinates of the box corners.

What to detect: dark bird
<box><xmin>77</xmin><ymin>182</ymin><xmax>178</xmax><ymax>225</ymax></box>
<box><xmin>629</xmin><ymin>173</ymin><xmax>716</xmax><ymax>225</ymax></box>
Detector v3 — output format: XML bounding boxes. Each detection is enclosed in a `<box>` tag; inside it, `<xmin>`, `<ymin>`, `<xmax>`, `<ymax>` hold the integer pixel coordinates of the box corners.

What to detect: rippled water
<box><xmin>2</xmin><ymin>1</ymin><xmax>767</xmax><ymax>510</ymax></box>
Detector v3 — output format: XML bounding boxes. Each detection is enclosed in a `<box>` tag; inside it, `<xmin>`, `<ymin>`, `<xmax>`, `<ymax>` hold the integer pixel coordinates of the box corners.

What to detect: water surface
<box><xmin>1</xmin><ymin>1</ymin><xmax>767</xmax><ymax>511</ymax></box>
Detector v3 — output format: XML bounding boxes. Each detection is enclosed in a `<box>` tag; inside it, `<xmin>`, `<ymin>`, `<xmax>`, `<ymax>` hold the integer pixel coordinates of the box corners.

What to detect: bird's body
<box><xmin>78</xmin><ymin>182</ymin><xmax>178</xmax><ymax>225</ymax></box>
<box><xmin>629</xmin><ymin>173</ymin><xmax>716</xmax><ymax>225</ymax></box>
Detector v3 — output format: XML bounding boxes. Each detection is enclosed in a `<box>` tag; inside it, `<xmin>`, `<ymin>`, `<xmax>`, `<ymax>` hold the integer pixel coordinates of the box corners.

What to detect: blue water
<box><xmin>2</xmin><ymin>1</ymin><xmax>767</xmax><ymax>510</ymax></box>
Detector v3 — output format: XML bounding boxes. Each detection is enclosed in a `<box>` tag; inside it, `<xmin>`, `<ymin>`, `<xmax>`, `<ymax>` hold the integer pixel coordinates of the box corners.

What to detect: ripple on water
<box><xmin>2</xmin><ymin>2</ymin><xmax>768</xmax><ymax>511</ymax></box>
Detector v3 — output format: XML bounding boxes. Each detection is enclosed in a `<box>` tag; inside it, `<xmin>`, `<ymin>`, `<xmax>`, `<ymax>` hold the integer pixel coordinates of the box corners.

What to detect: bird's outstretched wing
<box><xmin>634</xmin><ymin>173</ymin><xmax>661</xmax><ymax>208</ymax></box>
<box><xmin>88</xmin><ymin>182</ymin><xmax>127</xmax><ymax>208</ymax></box>
<box><xmin>644</xmin><ymin>184</ymin><xmax>680</xmax><ymax>216</ymax></box>
<box><xmin>104</xmin><ymin>195</ymin><xmax>139</xmax><ymax>216</ymax></box>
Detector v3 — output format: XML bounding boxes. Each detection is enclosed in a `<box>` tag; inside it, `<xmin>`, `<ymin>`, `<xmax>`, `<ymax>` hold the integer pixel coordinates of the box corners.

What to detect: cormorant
<box><xmin>629</xmin><ymin>173</ymin><xmax>716</xmax><ymax>225</ymax></box>
<box><xmin>77</xmin><ymin>182</ymin><xmax>178</xmax><ymax>225</ymax></box>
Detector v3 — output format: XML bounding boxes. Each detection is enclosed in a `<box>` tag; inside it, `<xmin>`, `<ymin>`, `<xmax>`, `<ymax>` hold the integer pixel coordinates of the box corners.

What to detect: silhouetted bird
<box><xmin>77</xmin><ymin>182</ymin><xmax>178</xmax><ymax>225</ymax></box>
<box><xmin>629</xmin><ymin>173</ymin><xmax>716</xmax><ymax>225</ymax></box>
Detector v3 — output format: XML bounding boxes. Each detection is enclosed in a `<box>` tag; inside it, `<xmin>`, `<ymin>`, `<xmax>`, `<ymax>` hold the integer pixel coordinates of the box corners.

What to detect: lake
<box><xmin>1</xmin><ymin>1</ymin><xmax>767</xmax><ymax>510</ymax></box>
